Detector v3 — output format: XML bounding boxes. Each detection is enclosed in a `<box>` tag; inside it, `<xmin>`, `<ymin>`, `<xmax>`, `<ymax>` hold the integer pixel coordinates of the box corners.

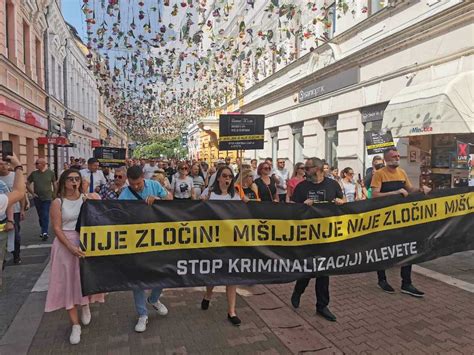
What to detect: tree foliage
<box><xmin>132</xmin><ymin>138</ymin><xmax>187</xmax><ymax>159</ymax></box>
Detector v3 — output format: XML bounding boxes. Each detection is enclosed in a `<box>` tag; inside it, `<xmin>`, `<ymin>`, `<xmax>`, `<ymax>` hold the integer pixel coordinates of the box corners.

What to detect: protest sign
<box><xmin>219</xmin><ymin>114</ymin><xmax>264</xmax><ymax>150</ymax></box>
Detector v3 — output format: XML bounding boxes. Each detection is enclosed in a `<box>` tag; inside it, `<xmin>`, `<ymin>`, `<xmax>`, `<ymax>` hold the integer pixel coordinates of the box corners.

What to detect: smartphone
<box><xmin>1</xmin><ymin>141</ymin><xmax>13</xmax><ymax>161</ymax></box>
<box><xmin>358</xmin><ymin>173</ymin><xmax>362</xmax><ymax>182</ymax></box>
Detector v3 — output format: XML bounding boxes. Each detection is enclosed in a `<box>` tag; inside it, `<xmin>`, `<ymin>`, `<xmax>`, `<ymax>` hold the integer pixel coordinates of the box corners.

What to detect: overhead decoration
<box><xmin>82</xmin><ymin>0</ymin><xmax>359</xmax><ymax>141</ymax></box>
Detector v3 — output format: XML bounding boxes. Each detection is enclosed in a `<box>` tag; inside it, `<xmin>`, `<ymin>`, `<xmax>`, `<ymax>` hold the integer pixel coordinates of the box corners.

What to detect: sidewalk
<box><xmin>15</xmin><ymin>269</ymin><xmax>474</xmax><ymax>354</ymax></box>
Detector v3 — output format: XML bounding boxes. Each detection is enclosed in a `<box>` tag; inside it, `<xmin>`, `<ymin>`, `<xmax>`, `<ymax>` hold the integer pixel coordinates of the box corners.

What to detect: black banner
<box><xmin>79</xmin><ymin>188</ymin><xmax>474</xmax><ymax>295</ymax></box>
<box><xmin>219</xmin><ymin>114</ymin><xmax>265</xmax><ymax>150</ymax></box>
<box><xmin>365</xmin><ymin>131</ymin><xmax>395</xmax><ymax>155</ymax></box>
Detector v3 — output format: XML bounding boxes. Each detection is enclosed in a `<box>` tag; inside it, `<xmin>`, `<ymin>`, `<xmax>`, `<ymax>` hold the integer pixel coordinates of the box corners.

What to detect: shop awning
<box><xmin>382</xmin><ymin>71</ymin><xmax>473</xmax><ymax>137</ymax></box>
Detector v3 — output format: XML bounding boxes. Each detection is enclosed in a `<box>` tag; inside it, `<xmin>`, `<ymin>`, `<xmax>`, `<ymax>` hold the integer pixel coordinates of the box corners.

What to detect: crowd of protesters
<box><xmin>0</xmin><ymin>148</ymin><xmax>432</xmax><ymax>344</ymax></box>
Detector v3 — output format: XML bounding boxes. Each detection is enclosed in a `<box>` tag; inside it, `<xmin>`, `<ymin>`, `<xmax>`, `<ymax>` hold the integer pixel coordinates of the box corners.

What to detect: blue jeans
<box><xmin>133</xmin><ymin>287</ymin><xmax>162</xmax><ymax>317</ymax></box>
<box><xmin>34</xmin><ymin>198</ymin><xmax>51</xmax><ymax>235</ymax></box>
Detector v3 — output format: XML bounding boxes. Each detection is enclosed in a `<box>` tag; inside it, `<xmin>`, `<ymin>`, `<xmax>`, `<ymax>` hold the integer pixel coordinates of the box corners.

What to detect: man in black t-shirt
<box><xmin>290</xmin><ymin>157</ymin><xmax>345</xmax><ymax>322</ymax></box>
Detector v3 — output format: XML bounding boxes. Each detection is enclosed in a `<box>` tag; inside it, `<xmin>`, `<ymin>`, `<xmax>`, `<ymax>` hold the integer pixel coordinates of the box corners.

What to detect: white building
<box><xmin>200</xmin><ymin>0</ymin><xmax>473</xmax><ymax>182</ymax></box>
<box><xmin>64</xmin><ymin>24</ymin><xmax>100</xmax><ymax>160</ymax></box>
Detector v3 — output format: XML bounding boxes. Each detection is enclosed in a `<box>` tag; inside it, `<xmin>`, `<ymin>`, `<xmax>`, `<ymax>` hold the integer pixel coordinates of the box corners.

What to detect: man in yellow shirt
<box><xmin>371</xmin><ymin>147</ymin><xmax>430</xmax><ymax>297</ymax></box>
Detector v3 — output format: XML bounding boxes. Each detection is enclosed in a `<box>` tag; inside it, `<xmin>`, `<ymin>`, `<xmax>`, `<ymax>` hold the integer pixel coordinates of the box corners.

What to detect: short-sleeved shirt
<box><xmin>143</xmin><ymin>164</ymin><xmax>157</xmax><ymax>180</ymax></box>
<box><xmin>118</xmin><ymin>179</ymin><xmax>168</xmax><ymax>200</ymax></box>
<box><xmin>0</xmin><ymin>173</ymin><xmax>20</xmax><ymax>213</ymax></box>
<box><xmin>0</xmin><ymin>194</ymin><xmax>7</xmax><ymax>217</ymax></box>
<box><xmin>192</xmin><ymin>175</ymin><xmax>205</xmax><ymax>197</ymax></box>
<box><xmin>171</xmin><ymin>176</ymin><xmax>194</xmax><ymax>199</ymax></box>
<box><xmin>371</xmin><ymin>167</ymin><xmax>413</xmax><ymax>193</ymax></box>
<box><xmin>0</xmin><ymin>181</ymin><xmax>9</xmax><ymax>219</ymax></box>
<box><xmin>80</xmin><ymin>169</ymin><xmax>107</xmax><ymax>191</ymax></box>
<box><xmin>27</xmin><ymin>169</ymin><xmax>55</xmax><ymax>201</ymax></box>
<box><xmin>292</xmin><ymin>178</ymin><xmax>343</xmax><ymax>204</ymax></box>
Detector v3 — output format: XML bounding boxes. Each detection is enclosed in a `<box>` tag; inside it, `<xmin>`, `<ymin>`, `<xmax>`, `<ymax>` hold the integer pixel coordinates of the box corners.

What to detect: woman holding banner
<box><xmin>200</xmin><ymin>166</ymin><xmax>242</xmax><ymax>326</ymax></box>
<box><xmin>45</xmin><ymin>169</ymin><xmax>105</xmax><ymax>345</ymax></box>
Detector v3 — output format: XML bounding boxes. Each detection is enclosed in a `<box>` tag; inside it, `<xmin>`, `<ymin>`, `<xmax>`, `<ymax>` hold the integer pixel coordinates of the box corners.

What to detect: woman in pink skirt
<box><xmin>45</xmin><ymin>169</ymin><xmax>104</xmax><ymax>345</ymax></box>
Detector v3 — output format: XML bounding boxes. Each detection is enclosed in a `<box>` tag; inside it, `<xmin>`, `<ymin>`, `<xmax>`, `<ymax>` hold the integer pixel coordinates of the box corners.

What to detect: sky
<box><xmin>61</xmin><ymin>0</ymin><xmax>88</xmax><ymax>41</ymax></box>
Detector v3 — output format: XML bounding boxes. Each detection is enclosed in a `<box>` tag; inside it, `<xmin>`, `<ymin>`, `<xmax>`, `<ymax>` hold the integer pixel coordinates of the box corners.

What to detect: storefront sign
<box><xmin>0</xmin><ymin>95</ymin><xmax>48</xmax><ymax>130</ymax></box>
<box><xmin>219</xmin><ymin>114</ymin><xmax>265</xmax><ymax>150</ymax></box>
<box><xmin>93</xmin><ymin>147</ymin><xmax>126</xmax><ymax>167</ymax></box>
<box><xmin>361</xmin><ymin>103</ymin><xmax>389</xmax><ymax>123</ymax></box>
<box><xmin>298</xmin><ymin>67</ymin><xmax>359</xmax><ymax>103</ymax></box>
<box><xmin>91</xmin><ymin>139</ymin><xmax>101</xmax><ymax>148</ymax></box>
<box><xmin>365</xmin><ymin>131</ymin><xmax>395</xmax><ymax>155</ymax></box>
<box><xmin>37</xmin><ymin>137</ymin><xmax>69</xmax><ymax>145</ymax></box>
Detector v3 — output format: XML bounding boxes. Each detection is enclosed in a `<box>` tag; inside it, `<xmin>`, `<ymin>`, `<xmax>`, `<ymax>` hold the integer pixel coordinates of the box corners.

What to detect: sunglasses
<box><xmin>221</xmin><ymin>173</ymin><xmax>233</xmax><ymax>178</ymax></box>
<box><xmin>66</xmin><ymin>176</ymin><xmax>81</xmax><ymax>182</ymax></box>
<box><xmin>114</xmin><ymin>175</ymin><xmax>124</xmax><ymax>179</ymax></box>
<box><xmin>262</xmin><ymin>167</ymin><xmax>271</xmax><ymax>170</ymax></box>
<box><xmin>179</xmin><ymin>167</ymin><xmax>188</xmax><ymax>170</ymax></box>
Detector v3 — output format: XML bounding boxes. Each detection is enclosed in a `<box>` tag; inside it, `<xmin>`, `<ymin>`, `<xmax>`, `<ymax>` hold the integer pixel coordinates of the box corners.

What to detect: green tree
<box><xmin>132</xmin><ymin>138</ymin><xmax>187</xmax><ymax>159</ymax></box>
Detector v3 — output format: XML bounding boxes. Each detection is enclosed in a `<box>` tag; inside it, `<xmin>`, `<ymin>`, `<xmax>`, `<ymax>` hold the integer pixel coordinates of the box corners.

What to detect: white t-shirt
<box><xmin>172</xmin><ymin>176</ymin><xmax>194</xmax><ymax>199</ymax></box>
<box><xmin>274</xmin><ymin>168</ymin><xmax>289</xmax><ymax>194</ymax></box>
<box><xmin>0</xmin><ymin>173</ymin><xmax>20</xmax><ymax>213</ymax></box>
<box><xmin>0</xmin><ymin>194</ymin><xmax>8</xmax><ymax>217</ymax></box>
<box><xmin>192</xmin><ymin>175</ymin><xmax>205</xmax><ymax>197</ymax></box>
<box><xmin>143</xmin><ymin>164</ymin><xmax>157</xmax><ymax>180</ymax></box>
<box><xmin>201</xmin><ymin>187</ymin><xmax>241</xmax><ymax>201</ymax></box>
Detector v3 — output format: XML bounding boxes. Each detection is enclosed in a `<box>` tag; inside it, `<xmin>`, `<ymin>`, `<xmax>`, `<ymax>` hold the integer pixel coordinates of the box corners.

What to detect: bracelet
<box><xmin>14</xmin><ymin>165</ymin><xmax>23</xmax><ymax>171</ymax></box>
<box><xmin>7</xmin><ymin>220</ymin><xmax>14</xmax><ymax>224</ymax></box>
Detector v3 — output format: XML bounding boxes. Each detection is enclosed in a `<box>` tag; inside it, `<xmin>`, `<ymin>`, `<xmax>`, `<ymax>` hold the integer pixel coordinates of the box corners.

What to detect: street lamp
<box><xmin>64</xmin><ymin>113</ymin><xmax>75</xmax><ymax>136</ymax></box>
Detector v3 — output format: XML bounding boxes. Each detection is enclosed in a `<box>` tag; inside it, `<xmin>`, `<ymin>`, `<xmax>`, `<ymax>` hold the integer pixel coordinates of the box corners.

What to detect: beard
<box><xmin>387</xmin><ymin>161</ymin><xmax>400</xmax><ymax>168</ymax></box>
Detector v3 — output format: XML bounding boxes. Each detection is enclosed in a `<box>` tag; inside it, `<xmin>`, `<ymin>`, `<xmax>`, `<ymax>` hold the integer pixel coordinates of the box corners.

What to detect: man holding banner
<box><xmin>371</xmin><ymin>147</ymin><xmax>431</xmax><ymax>297</ymax></box>
<box><xmin>290</xmin><ymin>157</ymin><xmax>345</xmax><ymax>322</ymax></box>
<box><xmin>118</xmin><ymin>165</ymin><xmax>172</xmax><ymax>332</ymax></box>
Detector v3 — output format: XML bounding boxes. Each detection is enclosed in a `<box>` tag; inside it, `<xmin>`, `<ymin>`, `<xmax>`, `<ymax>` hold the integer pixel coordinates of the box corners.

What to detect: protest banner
<box><xmin>79</xmin><ymin>188</ymin><xmax>473</xmax><ymax>295</ymax></box>
<box><xmin>365</xmin><ymin>131</ymin><xmax>396</xmax><ymax>155</ymax></box>
<box><xmin>93</xmin><ymin>147</ymin><xmax>126</xmax><ymax>168</ymax></box>
<box><xmin>219</xmin><ymin>114</ymin><xmax>265</xmax><ymax>150</ymax></box>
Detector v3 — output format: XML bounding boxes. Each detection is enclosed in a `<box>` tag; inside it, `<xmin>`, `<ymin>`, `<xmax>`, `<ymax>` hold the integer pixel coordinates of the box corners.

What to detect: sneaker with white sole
<box><xmin>135</xmin><ymin>316</ymin><xmax>148</xmax><ymax>333</ymax></box>
<box><xmin>69</xmin><ymin>324</ymin><xmax>81</xmax><ymax>345</ymax></box>
<box><xmin>81</xmin><ymin>305</ymin><xmax>91</xmax><ymax>325</ymax></box>
<box><xmin>147</xmin><ymin>297</ymin><xmax>168</xmax><ymax>316</ymax></box>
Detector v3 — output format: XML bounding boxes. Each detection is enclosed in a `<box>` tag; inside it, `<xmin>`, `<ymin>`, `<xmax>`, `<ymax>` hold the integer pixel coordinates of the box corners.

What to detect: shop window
<box><xmin>6</xmin><ymin>1</ymin><xmax>15</xmax><ymax>61</ymax></box>
<box><xmin>35</xmin><ymin>37</ymin><xmax>42</xmax><ymax>86</ymax></box>
<box><xmin>369</xmin><ymin>0</ymin><xmax>387</xmax><ymax>15</ymax></box>
<box><xmin>292</xmin><ymin>123</ymin><xmax>304</xmax><ymax>164</ymax></box>
<box><xmin>325</xmin><ymin>2</ymin><xmax>336</xmax><ymax>40</ymax></box>
<box><xmin>324</xmin><ymin>116</ymin><xmax>338</xmax><ymax>168</ymax></box>
<box><xmin>51</xmin><ymin>56</ymin><xmax>56</xmax><ymax>96</ymax></box>
<box><xmin>22</xmin><ymin>20</ymin><xmax>31</xmax><ymax>76</ymax></box>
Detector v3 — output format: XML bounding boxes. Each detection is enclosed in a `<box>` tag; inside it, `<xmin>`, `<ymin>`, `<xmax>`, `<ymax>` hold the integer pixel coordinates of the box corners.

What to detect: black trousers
<box><xmin>377</xmin><ymin>265</ymin><xmax>412</xmax><ymax>286</ymax></box>
<box><xmin>278</xmin><ymin>193</ymin><xmax>286</xmax><ymax>203</ymax></box>
<box><xmin>12</xmin><ymin>212</ymin><xmax>21</xmax><ymax>258</ymax></box>
<box><xmin>293</xmin><ymin>276</ymin><xmax>330</xmax><ymax>310</ymax></box>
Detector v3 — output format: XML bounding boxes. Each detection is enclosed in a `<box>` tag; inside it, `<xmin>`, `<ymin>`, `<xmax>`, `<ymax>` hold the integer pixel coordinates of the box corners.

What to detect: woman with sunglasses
<box><xmin>171</xmin><ymin>162</ymin><xmax>195</xmax><ymax>200</ymax></box>
<box><xmin>340</xmin><ymin>167</ymin><xmax>360</xmax><ymax>202</ymax></box>
<box><xmin>254</xmin><ymin>162</ymin><xmax>279</xmax><ymax>202</ymax></box>
<box><xmin>234</xmin><ymin>169</ymin><xmax>260</xmax><ymax>201</ymax></box>
<box><xmin>200</xmin><ymin>166</ymin><xmax>242</xmax><ymax>326</ymax></box>
<box><xmin>45</xmin><ymin>169</ymin><xmax>104</xmax><ymax>345</ymax></box>
<box><xmin>286</xmin><ymin>162</ymin><xmax>306</xmax><ymax>202</ymax></box>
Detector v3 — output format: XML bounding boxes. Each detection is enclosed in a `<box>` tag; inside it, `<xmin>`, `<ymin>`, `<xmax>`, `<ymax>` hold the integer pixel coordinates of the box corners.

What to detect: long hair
<box><xmin>57</xmin><ymin>168</ymin><xmax>83</xmax><ymax>198</ymax></box>
<box><xmin>292</xmin><ymin>162</ymin><xmax>304</xmax><ymax>178</ymax></box>
<box><xmin>210</xmin><ymin>166</ymin><xmax>236</xmax><ymax>197</ymax></box>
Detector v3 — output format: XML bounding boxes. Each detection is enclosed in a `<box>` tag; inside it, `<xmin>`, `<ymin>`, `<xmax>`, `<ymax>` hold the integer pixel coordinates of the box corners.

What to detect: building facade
<box><xmin>64</xmin><ymin>24</ymin><xmax>100</xmax><ymax>161</ymax></box>
<box><xmin>197</xmin><ymin>0</ymin><xmax>473</xmax><ymax>180</ymax></box>
<box><xmin>98</xmin><ymin>95</ymin><xmax>128</xmax><ymax>150</ymax></box>
<box><xmin>0</xmin><ymin>0</ymin><xmax>48</xmax><ymax>174</ymax></box>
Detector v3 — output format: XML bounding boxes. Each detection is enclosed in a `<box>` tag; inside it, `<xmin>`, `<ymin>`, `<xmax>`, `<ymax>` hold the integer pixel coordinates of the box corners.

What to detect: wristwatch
<box><xmin>14</xmin><ymin>165</ymin><xmax>23</xmax><ymax>171</ymax></box>
<box><xmin>7</xmin><ymin>220</ymin><xmax>15</xmax><ymax>225</ymax></box>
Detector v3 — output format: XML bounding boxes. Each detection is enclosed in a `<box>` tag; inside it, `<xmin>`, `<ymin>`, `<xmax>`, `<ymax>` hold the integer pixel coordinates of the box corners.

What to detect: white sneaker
<box><xmin>69</xmin><ymin>324</ymin><xmax>81</xmax><ymax>345</ymax></box>
<box><xmin>135</xmin><ymin>316</ymin><xmax>148</xmax><ymax>333</ymax></box>
<box><xmin>147</xmin><ymin>298</ymin><xmax>168</xmax><ymax>316</ymax></box>
<box><xmin>81</xmin><ymin>305</ymin><xmax>91</xmax><ymax>325</ymax></box>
